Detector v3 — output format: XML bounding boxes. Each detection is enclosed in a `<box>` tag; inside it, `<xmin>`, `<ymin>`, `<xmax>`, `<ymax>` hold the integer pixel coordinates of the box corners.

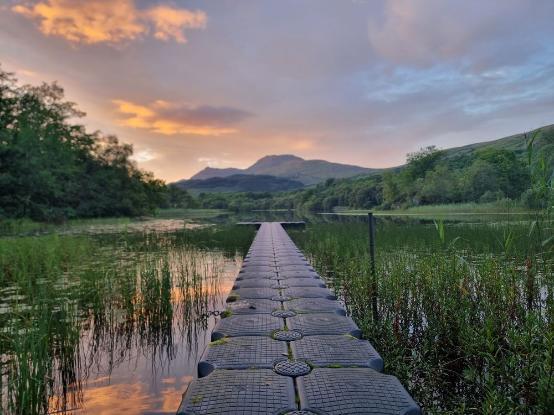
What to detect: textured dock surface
<box><xmin>178</xmin><ymin>222</ymin><xmax>421</xmax><ymax>415</ymax></box>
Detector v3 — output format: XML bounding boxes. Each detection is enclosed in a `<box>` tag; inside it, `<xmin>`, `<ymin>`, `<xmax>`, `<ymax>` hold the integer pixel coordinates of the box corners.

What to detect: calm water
<box><xmin>1</xmin><ymin>212</ymin><xmax>549</xmax><ymax>415</ymax></box>
<box><xmin>0</xmin><ymin>219</ymin><xmax>244</xmax><ymax>415</ymax></box>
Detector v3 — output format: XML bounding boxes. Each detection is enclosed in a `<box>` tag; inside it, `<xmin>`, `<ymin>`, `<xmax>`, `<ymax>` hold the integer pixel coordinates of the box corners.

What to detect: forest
<box><xmin>0</xmin><ymin>67</ymin><xmax>170</xmax><ymax>221</ymax></box>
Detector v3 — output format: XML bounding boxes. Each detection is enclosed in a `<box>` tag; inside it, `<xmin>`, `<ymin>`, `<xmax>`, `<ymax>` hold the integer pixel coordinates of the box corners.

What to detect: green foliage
<box><xmin>192</xmin><ymin>127</ymin><xmax>552</xmax><ymax>212</ymax></box>
<box><xmin>0</xmin><ymin>66</ymin><xmax>166</xmax><ymax>221</ymax></box>
<box><xmin>291</xmin><ymin>220</ymin><xmax>554</xmax><ymax>413</ymax></box>
<box><xmin>523</xmin><ymin>129</ymin><xmax>554</xmax><ymax>210</ymax></box>
<box><xmin>178</xmin><ymin>174</ymin><xmax>304</xmax><ymax>193</ymax></box>
<box><xmin>158</xmin><ymin>184</ymin><xmax>197</xmax><ymax>209</ymax></box>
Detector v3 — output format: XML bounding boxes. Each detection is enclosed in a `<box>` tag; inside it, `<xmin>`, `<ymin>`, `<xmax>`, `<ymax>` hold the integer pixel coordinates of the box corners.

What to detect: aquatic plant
<box><xmin>291</xmin><ymin>219</ymin><xmax>554</xmax><ymax>414</ymax></box>
<box><xmin>0</xmin><ymin>224</ymin><xmax>254</xmax><ymax>414</ymax></box>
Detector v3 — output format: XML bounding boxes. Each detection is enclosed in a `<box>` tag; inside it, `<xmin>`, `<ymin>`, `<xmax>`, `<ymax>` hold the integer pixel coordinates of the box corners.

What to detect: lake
<box><xmin>1</xmin><ymin>210</ymin><xmax>552</xmax><ymax>414</ymax></box>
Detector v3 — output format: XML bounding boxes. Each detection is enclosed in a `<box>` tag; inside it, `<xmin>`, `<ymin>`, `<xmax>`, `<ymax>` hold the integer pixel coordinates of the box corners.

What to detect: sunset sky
<box><xmin>1</xmin><ymin>0</ymin><xmax>553</xmax><ymax>181</ymax></box>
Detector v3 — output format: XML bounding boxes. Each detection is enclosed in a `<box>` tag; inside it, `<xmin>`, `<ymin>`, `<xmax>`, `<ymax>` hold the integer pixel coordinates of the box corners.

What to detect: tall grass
<box><xmin>0</xmin><ymin>225</ymin><xmax>255</xmax><ymax>415</ymax></box>
<box><xmin>291</xmin><ymin>219</ymin><xmax>553</xmax><ymax>414</ymax></box>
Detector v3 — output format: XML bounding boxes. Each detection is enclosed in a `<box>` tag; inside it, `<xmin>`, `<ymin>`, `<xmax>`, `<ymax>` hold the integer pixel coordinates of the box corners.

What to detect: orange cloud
<box><xmin>12</xmin><ymin>0</ymin><xmax>206</xmax><ymax>45</ymax></box>
<box><xmin>146</xmin><ymin>5</ymin><xmax>206</xmax><ymax>43</ymax></box>
<box><xmin>113</xmin><ymin>100</ymin><xmax>252</xmax><ymax>136</ymax></box>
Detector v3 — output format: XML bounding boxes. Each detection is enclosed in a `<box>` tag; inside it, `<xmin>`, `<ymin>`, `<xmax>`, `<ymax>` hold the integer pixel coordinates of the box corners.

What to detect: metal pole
<box><xmin>368</xmin><ymin>212</ymin><xmax>378</xmax><ymax>322</ymax></box>
<box><xmin>368</xmin><ymin>212</ymin><xmax>376</xmax><ymax>275</ymax></box>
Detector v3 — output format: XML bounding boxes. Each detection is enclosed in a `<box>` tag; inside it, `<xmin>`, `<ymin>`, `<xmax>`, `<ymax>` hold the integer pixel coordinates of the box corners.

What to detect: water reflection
<box><xmin>1</xmin><ymin>230</ymin><xmax>241</xmax><ymax>415</ymax></box>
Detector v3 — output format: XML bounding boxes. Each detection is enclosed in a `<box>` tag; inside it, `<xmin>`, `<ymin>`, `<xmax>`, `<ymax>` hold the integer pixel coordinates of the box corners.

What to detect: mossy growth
<box><xmin>191</xmin><ymin>394</ymin><xmax>204</xmax><ymax>404</ymax></box>
<box><xmin>209</xmin><ymin>338</ymin><xmax>229</xmax><ymax>346</ymax></box>
<box><xmin>226</xmin><ymin>292</ymin><xmax>240</xmax><ymax>302</ymax></box>
<box><xmin>220</xmin><ymin>309</ymin><xmax>232</xmax><ymax>318</ymax></box>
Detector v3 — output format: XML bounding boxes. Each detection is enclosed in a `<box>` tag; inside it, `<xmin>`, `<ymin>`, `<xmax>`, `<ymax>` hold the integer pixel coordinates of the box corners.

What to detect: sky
<box><xmin>1</xmin><ymin>0</ymin><xmax>553</xmax><ymax>181</ymax></box>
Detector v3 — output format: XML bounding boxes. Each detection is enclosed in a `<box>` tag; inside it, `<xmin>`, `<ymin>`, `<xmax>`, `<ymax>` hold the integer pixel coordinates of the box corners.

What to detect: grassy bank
<box><xmin>334</xmin><ymin>200</ymin><xmax>534</xmax><ymax>216</ymax></box>
<box><xmin>290</xmin><ymin>219</ymin><xmax>553</xmax><ymax>414</ymax></box>
<box><xmin>0</xmin><ymin>209</ymin><xmax>230</xmax><ymax>238</ymax></box>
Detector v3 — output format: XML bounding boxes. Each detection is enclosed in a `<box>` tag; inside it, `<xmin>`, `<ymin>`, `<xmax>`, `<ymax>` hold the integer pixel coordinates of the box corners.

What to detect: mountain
<box><xmin>183</xmin><ymin>124</ymin><xmax>553</xmax><ymax>194</ymax></box>
<box><xmin>190</xmin><ymin>167</ymin><xmax>243</xmax><ymax>180</ymax></box>
<box><xmin>175</xmin><ymin>174</ymin><xmax>304</xmax><ymax>194</ymax></box>
<box><xmin>189</xmin><ymin>154</ymin><xmax>377</xmax><ymax>185</ymax></box>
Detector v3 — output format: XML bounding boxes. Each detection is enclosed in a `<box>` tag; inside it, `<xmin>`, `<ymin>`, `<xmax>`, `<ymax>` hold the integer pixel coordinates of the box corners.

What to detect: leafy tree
<box><xmin>0</xmin><ymin>66</ymin><xmax>166</xmax><ymax>221</ymax></box>
<box><xmin>405</xmin><ymin>146</ymin><xmax>444</xmax><ymax>179</ymax></box>
<box><xmin>474</xmin><ymin>148</ymin><xmax>529</xmax><ymax>199</ymax></box>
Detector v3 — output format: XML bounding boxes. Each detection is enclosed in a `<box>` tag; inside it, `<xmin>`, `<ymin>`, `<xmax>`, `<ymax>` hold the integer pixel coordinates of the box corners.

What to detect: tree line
<box><xmin>0</xmin><ymin>66</ymin><xmax>180</xmax><ymax>221</ymax></box>
<box><xmin>1</xmin><ymin>66</ymin><xmax>551</xmax><ymax>221</ymax></box>
<box><xmin>195</xmin><ymin>131</ymin><xmax>553</xmax><ymax>212</ymax></box>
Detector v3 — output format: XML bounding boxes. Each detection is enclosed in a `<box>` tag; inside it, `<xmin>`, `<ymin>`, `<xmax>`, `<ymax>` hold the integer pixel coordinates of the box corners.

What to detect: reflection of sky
<box><xmin>47</xmin><ymin>248</ymin><xmax>239</xmax><ymax>415</ymax></box>
<box><xmin>1</xmin><ymin>0</ymin><xmax>553</xmax><ymax>181</ymax></box>
<box><xmin>66</xmin><ymin>374</ymin><xmax>192</xmax><ymax>415</ymax></box>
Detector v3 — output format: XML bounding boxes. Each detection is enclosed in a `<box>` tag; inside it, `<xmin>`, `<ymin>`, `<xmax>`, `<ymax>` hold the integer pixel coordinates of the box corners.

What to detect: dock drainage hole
<box><xmin>271</xmin><ymin>310</ymin><xmax>297</xmax><ymax>318</ymax></box>
<box><xmin>273</xmin><ymin>330</ymin><xmax>302</xmax><ymax>341</ymax></box>
<box><xmin>273</xmin><ymin>360</ymin><xmax>311</xmax><ymax>377</ymax></box>
<box><xmin>271</xmin><ymin>295</ymin><xmax>292</xmax><ymax>302</ymax></box>
<box><xmin>271</xmin><ymin>310</ymin><xmax>296</xmax><ymax>318</ymax></box>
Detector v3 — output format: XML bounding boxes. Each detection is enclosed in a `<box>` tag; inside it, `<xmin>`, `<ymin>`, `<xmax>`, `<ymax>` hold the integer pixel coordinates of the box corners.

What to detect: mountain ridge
<box><xmin>182</xmin><ymin>124</ymin><xmax>553</xmax><ymax>192</ymax></box>
<box><xmin>189</xmin><ymin>154</ymin><xmax>378</xmax><ymax>185</ymax></box>
<box><xmin>175</xmin><ymin>174</ymin><xmax>304</xmax><ymax>194</ymax></box>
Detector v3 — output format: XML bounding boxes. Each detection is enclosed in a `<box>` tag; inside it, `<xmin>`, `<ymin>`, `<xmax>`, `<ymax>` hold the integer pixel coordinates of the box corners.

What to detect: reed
<box><xmin>291</xmin><ymin>219</ymin><xmax>553</xmax><ymax>414</ymax></box>
<box><xmin>0</xmin><ymin>225</ymin><xmax>254</xmax><ymax>414</ymax></box>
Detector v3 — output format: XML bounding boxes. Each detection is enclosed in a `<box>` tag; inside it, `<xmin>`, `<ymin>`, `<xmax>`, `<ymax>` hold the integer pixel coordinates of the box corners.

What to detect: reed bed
<box><xmin>290</xmin><ymin>218</ymin><xmax>553</xmax><ymax>414</ymax></box>
<box><xmin>0</xmin><ymin>225</ymin><xmax>254</xmax><ymax>415</ymax></box>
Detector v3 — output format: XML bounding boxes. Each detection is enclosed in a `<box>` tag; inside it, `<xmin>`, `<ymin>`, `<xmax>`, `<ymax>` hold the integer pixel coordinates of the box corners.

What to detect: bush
<box><xmin>479</xmin><ymin>190</ymin><xmax>505</xmax><ymax>203</ymax></box>
<box><xmin>521</xmin><ymin>188</ymin><xmax>547</xmax><ymax>209</ymax></box>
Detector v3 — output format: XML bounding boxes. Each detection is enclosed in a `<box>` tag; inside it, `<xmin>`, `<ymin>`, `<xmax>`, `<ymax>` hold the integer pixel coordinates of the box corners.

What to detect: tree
<box><xmin>405</xmin><ymin>146</ymin><xmax>444</xmax><ymax>179</ymax></box>
<box><xmin>0</xmin><ymin>66</ymin><xmax>166</xmax><ymax>221</ymax></box>
<box><xmin>474</xmin><ymin>148</ymin><xmax>529</xmax><ymax>199</ymax></box>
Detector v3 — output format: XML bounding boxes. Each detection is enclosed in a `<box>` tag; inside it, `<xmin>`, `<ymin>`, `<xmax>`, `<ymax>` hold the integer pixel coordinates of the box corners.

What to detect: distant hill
<box><xmin>174</xmin><ymin>174</ymin><xmax>304</xmax><ymax>194</ymax></box>
<box><xmin>183</xmin><ymin>124</ymin><xmax>553</xmax><ymax>194</ymax></box>
<box><xmin>189</xmin><ymin>154</ymin><xmax>378</xmax><ymax>185</ymax></box>
<box><xmin>443</xmin><ymin>124</ymin><xmax>554</xmax><ymax>161</ymax></box>
<box><xmin>189</xmin><ymin>167</ymin><xmax>243</xmax><ymax>180</ymax></box>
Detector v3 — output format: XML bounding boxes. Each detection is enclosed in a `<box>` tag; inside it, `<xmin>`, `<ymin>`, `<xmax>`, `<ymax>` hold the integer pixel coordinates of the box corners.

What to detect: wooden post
<box><xmin>368</xmin><ymin>212</ymin><xmax>378</xmax><ymax>322</ymax></box>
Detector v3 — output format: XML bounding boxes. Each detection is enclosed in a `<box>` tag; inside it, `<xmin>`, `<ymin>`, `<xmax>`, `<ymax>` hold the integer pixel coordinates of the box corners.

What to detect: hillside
<box><xmin>443</xmin><ymin>124</ymin><xmax>554</xmax><ymax>164</ymax></box>
<box><xmin>194</xmin><ymin>124</ymin><xmax>553</xmax><ymax>212</ymax></box>
<box><xmin>190</xmin><ymin>167</ymin><xmax>243</xmax><ymax>180</ymax></box>
<box><xmin>175</xmin><ymin>174</ymin><xmax>304</xmax><ymax>194</ymax></box>
<box><xmin>184</xmin><ymin>124</ymin><xmax>553</xmax><ymax>201</ymax></box>
<box><xmin>189</xmin><ymin>154</ymin><xmax>378</xmax><ymax>185</ymax></box>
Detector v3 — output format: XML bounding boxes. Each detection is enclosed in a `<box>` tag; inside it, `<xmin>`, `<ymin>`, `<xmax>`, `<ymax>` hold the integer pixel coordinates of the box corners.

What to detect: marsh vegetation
<box><xmin>290</xmin><ymin>215</ymin><xmax>554</xmax><ymax>414</ymax></box>
<box><xmin>0</xmin><ymin>222</ymin><xmax>254</xmax><ymax>414</ymax></box>
<box><xmin>1</xmin><ymin>210</ymin><xmax>553</xmax><ymax>414</ymax></box>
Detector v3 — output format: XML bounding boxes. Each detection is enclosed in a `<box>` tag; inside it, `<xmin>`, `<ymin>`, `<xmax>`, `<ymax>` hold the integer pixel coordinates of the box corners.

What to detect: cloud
<box><xmin>197</xmin><ymin>157</ymin><xmax>237</xmax><ymax>167</ymax></box>
<box><xmin>145</xmin><ymin>5</ymin><xmax>206</xmax><ymax>44</ymax></box>
<box><xmin>132</xmin><ymin>148</ymin><xmax>158</xmax><ymax>163</ymax></box>
<box><xmin>11</xmin><ymin>0</ymin><xmax>206</xmax><ymax>45</ymax></box>
<box><xmin>368</xmin><ymin>0</ymin><xmax>553</xmax><ymax>69</ymax></box>
<box><xmin>113</xmin><ymin>99</ymin><xmax>252</xmax><ymax>136</ymax></box>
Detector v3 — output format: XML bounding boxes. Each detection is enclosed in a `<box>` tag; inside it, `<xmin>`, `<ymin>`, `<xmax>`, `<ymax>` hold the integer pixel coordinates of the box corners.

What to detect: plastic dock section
<box><xmin>177</xmin><ymin>222</ymin><xmax>421</xmax><ymax>415</ymax></box>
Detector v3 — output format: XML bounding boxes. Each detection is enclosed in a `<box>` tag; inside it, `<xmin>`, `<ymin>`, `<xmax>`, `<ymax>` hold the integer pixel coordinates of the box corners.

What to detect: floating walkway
<box><xmin>177</xmin><ymin>222</ymin><xmax>421</xmax><ymax>415</ymax></box>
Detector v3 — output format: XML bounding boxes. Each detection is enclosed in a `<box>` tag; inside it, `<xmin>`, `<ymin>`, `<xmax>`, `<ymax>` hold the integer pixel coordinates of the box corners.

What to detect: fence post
<box><xmin>368</xmin><ymin>212</ymin><xmax>378</xmax><ymax>322</ymax></box>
